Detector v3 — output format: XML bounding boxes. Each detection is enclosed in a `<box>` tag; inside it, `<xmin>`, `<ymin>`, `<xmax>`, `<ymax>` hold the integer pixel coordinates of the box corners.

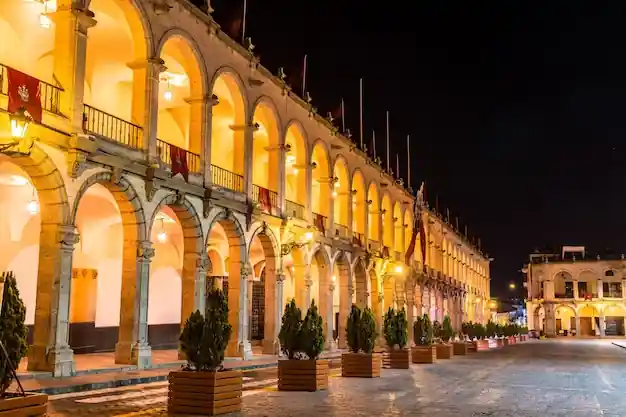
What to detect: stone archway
<box><xmin>309</xmin><ymin>246</ymin><xmax>331</xmax><ymax>346</ymax></box>
<box><xmin>70</xmin><ymin>171</ymin><xmax>150</xmax><ymax>367</ymax></box>
<box><xmin>333</xmin><ymin>251</ymin><xmax>351</xmax><ymax>349</ymax></box>
<box><xmin>369</xmin><ymin>267</ymin><xmax>383</xmax><ymax>342</ymax></box>
<box><xmin>148</xmin><ymin>193</ymin><xmax>205</xmax><ymax>349</ymax></box>
<box><xmin>205</xmin><ymin>209</ymin><xmax>248</xmax><ymax>358</ymax></box>
<box><xmin>354</xmin><ymin>259</ymin><xmax>368</xmax><ymax>308</ymax></box>
<box><xmin>1</xmin><ymin>147</ymin><xmax>73</xmax><ymax>375</ymax></box>
<box><xmin>248</xmin><ymin>223</ymin><xmax>279</xmax><ymax>354</ymax></box>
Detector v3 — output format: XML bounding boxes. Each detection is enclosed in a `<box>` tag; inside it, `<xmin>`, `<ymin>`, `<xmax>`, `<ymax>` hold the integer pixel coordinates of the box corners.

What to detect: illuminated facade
<box><xmin>0</xmin><ymin>0</ymin><xmax>489</xmax><ymax>377</ymax></box>
<box><xmin>524</xmin><ymin>246</ymin><xmax>626</xmax><ymax>337</ymax></box>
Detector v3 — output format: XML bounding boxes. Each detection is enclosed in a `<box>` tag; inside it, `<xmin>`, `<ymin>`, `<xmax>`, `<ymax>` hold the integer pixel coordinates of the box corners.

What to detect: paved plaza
<box><xmin>47</xmin><ymin>339</ymin><xmax>626</xmax><ymax>416</ymax></box>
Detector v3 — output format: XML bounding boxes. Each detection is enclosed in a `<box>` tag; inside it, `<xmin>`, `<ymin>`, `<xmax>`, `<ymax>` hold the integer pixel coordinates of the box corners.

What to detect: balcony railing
<box><xmin>368</xmin><ymin>239</ymin><xmax>380</xmax><ymax>252</ymax></box>
<box><xmin>252</xmin><ymin>184</ymin><xmax>279</xmax><ymax>216</ymax></box>
<box><xmin>285</xmin><ymin>200</ymin><xmax>305</xmax><ymax>219</ymax></box>
<box><xmin>211</xmin><ymin>165</ymin><xmax>244</xmax><ymax>192</ymax></box>
<box><xmin>335</xmin><ymin>224</ymin><xmax>349</xmax><ymax>239</ymax></box>
<box><xmin>83</xmin><ymin>104</ymin><xmax>142</xmax><ymax>149</ymax></box>
<box><xmin>0</xmin><ymin>64</ymin><xmax>63</xmax><ymax>115</ymax></box>
<box><xmin>313</xmin><ymin>212</ymin><xmax>328</xmax><ymax>234</ymax></box>
<box><xmin>353</xmin><ymin>232</ymin><xmax>365</xmax><ymax>247</ymax></box>
<box><xmin>555</xmin><ymin>292</ymin><xmax>574</xmax><ymax>299</ymax></box>
<box><xmin>156</xmin><ymin>138</ymin><xmax>201</xmax><ymax>174</ymax></box>
<box><xmin>604</xmin><ymin>290</ymin><xmax>623</xmax><ymax>298</ymax></box>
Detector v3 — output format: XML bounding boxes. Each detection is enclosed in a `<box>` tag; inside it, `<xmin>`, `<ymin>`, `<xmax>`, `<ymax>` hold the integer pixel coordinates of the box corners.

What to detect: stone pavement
<box><xmin>45</xmin><ymin>339</ymin><xmax>626</xmax><ymax>417</ymax></box>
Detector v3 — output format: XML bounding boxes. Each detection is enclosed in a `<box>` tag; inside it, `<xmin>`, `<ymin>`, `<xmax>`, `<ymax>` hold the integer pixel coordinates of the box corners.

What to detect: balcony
<box><xmin>156</xmin><ymin>138</ymin><xmax>201</xmax><ymax>174</ymax></box>
<box><xmin>211</xmin><ymin>165</ymin><xmax>244</xmax><ymax>193</ymax></box>
<box><xmin>352</xmin><ymin>232</ymin><xmax>365</xmax><ymax>247</ymax></box>
<box><xmin>555</xmin><ymin>292</ymin><xmax>574</xmax><ymax>299</ymax></box>
<box><xmin>252</xmin><ymin>185</ymin><xmax>279</xmax><ymax>216</ymax></box>
<box><xmin>83</xmin><ymin>104</ymin><xmax>142</xmax><ymax>149</ymax></box>
<box><xmin>0</xmin><ymin>63</ymin><xmax>63</xmax><ymax>116</ymax></box>
<box><xmin>313</xmin><ymin>212</ymin><xmax>328</xmax><ymax>235</ymax></box>
<box><xmin>604</xmin><ymin>290</ymin><xmax>623</xmax><ymax>299</ymax></box>
<box><xmin>335</xmin><ymin>224</ymin><xmax>349</xmax><ymax>240</ymax></box>
<box><xmin>368</xmin><ymin>239</ymin><xmax>380</xmax><ymax>252</ymax></box>
<box><xmin>285</xmin><ymin>200</ymin><xmax>305</xmax><ymax>220</ymax></box>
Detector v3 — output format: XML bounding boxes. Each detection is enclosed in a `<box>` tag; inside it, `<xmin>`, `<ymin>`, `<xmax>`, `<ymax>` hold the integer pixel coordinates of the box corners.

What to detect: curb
<box><xmin>611</xmin><ymin>342</ymin><xmax>626</xmax><ymax>350</ymax></box>
<box><xmin>29</xmin><ymin>362</ymin><xmax>277</xmax><ymax>396</ymax></box>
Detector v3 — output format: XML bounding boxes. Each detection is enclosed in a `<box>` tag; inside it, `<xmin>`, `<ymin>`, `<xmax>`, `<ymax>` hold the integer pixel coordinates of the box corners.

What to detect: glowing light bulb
<box><xmin>157</xmin><ymin>231</ymin><xmax>167</xmax><ymax>243</ymax></box>
<box><xmin>164</xmin><ymin>91</ymin><xmax>173</xmax><ymax>101</ymax></box>
<box><xmin>332</xmin><ymin>191</ymin><xmax>337</xmax><ymax>198</ymax></box>
<box><xmin>331</xmin><ymin>275</ymin><xmax>336</xmax><ymax>282</ymax></box>
<box><xmin>395</xmin><ymin>265</ymin><xmax>403</xmax><ymax>273</ymax></box>
<box><xmin>304</xmin><ymin>231</ymin><xmax>313</xmax><ymax>241</ymax></box>
<box><xmin>27</xmin><ymin>200</ymin><xmax>39</xmax><ymax>215</ymax></box>
<box><xmin>293</xmin><ymin>168</ymin><xmax>298</xmax><ymax>174</ymax></box>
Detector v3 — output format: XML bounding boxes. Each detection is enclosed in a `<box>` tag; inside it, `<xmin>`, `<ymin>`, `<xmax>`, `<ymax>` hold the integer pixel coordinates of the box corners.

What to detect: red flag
<box><xmin>331</xmin><ymin>103</ymin><xmax>342</xmax><ymax>120</ymax></box>
<box><xmin>170</xmin><ymin>144</ymin><xmax>189</xmax><ymax>182</ymax></box>
<box><xmin>405</xmin><ymin>203</ymin><xmax>427</xmax><ymax>273</ymax></box>
<box><xmin>7</xmin><ymin>68</ymin><xmax>42</xmax><ymax>123</ymax></box>
<box><xmin>314</xmin><ymin>214</ymin><xmax>326</xmax><ymax>234</ymax></box>
<box><xmin>258</xmin><ymin>187</ymin><xmax>271</xmax><ymax>213</ymax></box>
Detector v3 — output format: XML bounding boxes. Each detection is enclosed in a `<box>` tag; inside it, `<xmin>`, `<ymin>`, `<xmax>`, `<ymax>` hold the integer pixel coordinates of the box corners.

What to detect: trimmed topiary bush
<box><xmin>395</xmin><ymin>308</ymin><xmax>408</xmax><ymax>349</ymax></box>
<box><xmin>486</xmin><ymin>320</ymin><xmax>497</xmax><ymax>339</ymax></box>
<box><xmin>413</xmin><ymin>314</ymin><xmax>433</xmax><ymax>346</ymax></box>
<box><xmin>383</xmin><ymin>307</ymin><xmax>408</xmax><ymax>349</ymax></box>
<box><xmin>179</xmin><ymin>288</ymin><xmax>232</xmax><ymax>372</ymax></box>
<box><xmin>278</xmin><ymin>299</ymin><xmax>303</xmax><ymax>359</ymax></box>
<box><xmin>300</xmin><ymin>301</ymin><xmax>325</xmax><ymax>360</ymax></box>
<box><xmin>441</xmin><ymin>315</ymin><xmax>454</xmax><ymax>343</ymax></box>
<box><xmin>432</xmin><ymin>320</ymin><xmax>442</xmax><ymax>343</ymax></box>
<box><xmin>359</xmin><ymin>307</ymin><xmax>378</xmax><ymax>354</ymax></box>
<box><xmin>346</xmin><ymin>305</ymin><xmax>361</xmax><ymax>353</ymax></box>
<box><xmin>0</xmin><ymin>271</ymin><xmax>28</xmax><ymax>397</ymax></box>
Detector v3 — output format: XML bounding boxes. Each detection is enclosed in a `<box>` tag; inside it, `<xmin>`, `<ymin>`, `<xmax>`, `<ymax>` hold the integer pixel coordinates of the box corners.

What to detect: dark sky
<box><xmin>210</xmin><ymin>0</ymin><xmax>626</xmax><ymax>298</ymax></box>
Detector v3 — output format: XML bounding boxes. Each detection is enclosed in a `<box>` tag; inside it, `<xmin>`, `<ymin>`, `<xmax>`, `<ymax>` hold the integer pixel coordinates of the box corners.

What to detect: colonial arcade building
<box><xmin>0</xmin><ymin>0</ymin><xmax>490</xmax><ymax>377</ymax></box>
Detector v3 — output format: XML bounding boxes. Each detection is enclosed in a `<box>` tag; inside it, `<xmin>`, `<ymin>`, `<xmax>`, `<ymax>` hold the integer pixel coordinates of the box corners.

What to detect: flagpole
<box><xmin>241</xmin><ymin>0</ymin><xmax>248</xmax><ymax>44</ymax></box>
<box><xmin>359</xmin><ymin>78</ymin><xmax>364</xmax><ymax>149</ymax></box>
<box><xmin>372</xmin><ymin>130</ymin><xmax>376</xmax><ymax>159</ymax></box>
<box><xmin>386</xmin><ymin>111</ymin><xmax>390</xmax><ymax>171</ymax></box>
<box><xmin>341</xmin><ymin>98</ymin><xmax>345</xmax><ymax>133</ymax></box>
<box><xmin>301</xmin><ymin>54</ymin><xmax>307</xmax><ymax>96</ymax></box>
<box><xmin>396</xmin><ymin>154</ymin><xmax>399</xmax><ymax>179</ymax></box>
<box><xmin>407</xmin><ymin>135</ymin><xmax>411</xmax><ymax>189</ymax></box>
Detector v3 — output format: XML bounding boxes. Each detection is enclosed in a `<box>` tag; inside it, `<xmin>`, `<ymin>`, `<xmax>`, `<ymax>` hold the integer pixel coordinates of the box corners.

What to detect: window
<box><xmin>605</xmin><ymin>270</ymin><xmax>615</xmax><ymax>277</ymax></box>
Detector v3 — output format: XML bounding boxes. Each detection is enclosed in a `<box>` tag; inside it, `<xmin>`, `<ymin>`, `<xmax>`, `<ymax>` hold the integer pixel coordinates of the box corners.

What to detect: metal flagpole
<box><xmin>386</xmin><ymin>111</ymin><xmax>390</xmax><ymax>171</ymax></box>
<box><xmin>302</xmin><ymin>54</ymin><xmax>307</xmax><ymax>96</ymax></box>
<box><xmin>359</xmin><ymin>78</ymin><xmax>364</xmax><ymax>148</ymax></box>
<box><xmin>407</xmin><ymin>135</ymin><xmax>411</xmax><ymax>189</ymax></box>
<box><xmin>396</xmin><ymin>154</ymin><xmax>400</xmax><ymax>179</ymax></box>
<box><xmin>341</xmin><ymin>98</ymin><xmax>345</xmax><ymax>133</ymax></box>
<box><xmin>241</xmin><ymin>0</ymin><xmax>248</xmax><ymax>44</ymax></box>
<box><xmin>372</xmin><ymin>130</ymin><xmax>376</xmax><ymax>159</ymax></box>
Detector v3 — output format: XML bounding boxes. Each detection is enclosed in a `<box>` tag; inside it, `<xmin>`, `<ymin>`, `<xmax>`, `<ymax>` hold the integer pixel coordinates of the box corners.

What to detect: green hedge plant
<box><xmin>383</xmin><ymin>307</ymin><xmax>408</xmax><ymax>350</ymax></box>
<box><xmin>441</xmin><ymin>315</ymin><xmax>454</xmax><ymax>343</ymax></box>
<box><xmin>413</xmin><ymin>314</ymin><xmax>433</xmax><ymax>346</ymax></box>
<box><xmin>278</xmin><ymin>299</ymin><xmax>303</xmax><ymax>359</ymax></box>
<box><xmin>278</xmin><ymin>299</ymin><xmax>325</xmax><ymax>360</ymax></box>
<box><xmin>0</xmin><ymin>272</ymin><xmax>28</xmax><ymax>397</ymax></box>
<box><xmin>179</xmin><ymin>288</ymin><xmax>232</xmax><ymax>372</ymax></box>
<box><xmin>346</xmin><ymin>305</ymin><xmax>378</xmax><ymax>354</ymax></box>
<box><xmin>300</xmin><ymin>301</ymin><xmax>325</xmax><ymax>360</ymax></box>
<box><xmin>346</xmin><ymin>305</ymin><xmax>361</xmax><ymax>353</ymax></box>
<box><xmin>432</xmin><ymin>320</ymin><xmax>442</xmax><ymax>343</ymax></box>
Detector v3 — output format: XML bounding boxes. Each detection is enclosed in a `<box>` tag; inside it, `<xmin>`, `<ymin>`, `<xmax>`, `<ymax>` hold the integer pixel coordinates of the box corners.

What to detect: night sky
<box><xmin>210</xmin><ymin>0</ymin><xmax>626</xmax><ymax>298</ymax></box>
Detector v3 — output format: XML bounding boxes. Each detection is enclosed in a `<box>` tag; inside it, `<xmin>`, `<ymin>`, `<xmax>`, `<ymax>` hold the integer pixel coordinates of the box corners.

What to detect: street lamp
<box><xmin>10</xmin><ymin>108</ymin><xmax>30</xmax><ymax>140</ymax></box>
<box><xmin>509</xmin><ymin>282</ymin><xmax>516</xmax><ymax>290</ymax></box>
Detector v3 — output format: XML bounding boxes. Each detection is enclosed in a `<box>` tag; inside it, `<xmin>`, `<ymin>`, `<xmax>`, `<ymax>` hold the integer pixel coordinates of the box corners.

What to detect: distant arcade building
<box><xmin>524</xmin><ymin>246</ymin><xmax>626</xmax><ymax>337</ymax></box>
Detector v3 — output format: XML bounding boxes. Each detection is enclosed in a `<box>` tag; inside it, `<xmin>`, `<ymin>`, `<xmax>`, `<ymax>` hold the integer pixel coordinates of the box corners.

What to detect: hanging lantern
<box><xmin>27</xmin><ymin>199</ymin><xmax>39</xmax><ymax>215</ymax></box>
<box><xmin>10</xmin><ymin>109</ymin><xmax>30</xmax><ymax>139</ymax></box>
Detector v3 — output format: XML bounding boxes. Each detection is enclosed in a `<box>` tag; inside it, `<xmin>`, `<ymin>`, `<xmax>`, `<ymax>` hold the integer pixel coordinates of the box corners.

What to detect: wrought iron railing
<box><xmin>252</xmin><ymin>184</ymin><xmax>279</xmax><ymax>215</ymax></box>
<box><xmin>156</xmin><ymin>138</ymin><xmax>201</xmax><ymax>174</ymax></box>
<box><xmin>353</xmin><ymin>232</ymin><xmax>365</xmax><ymax>247</ymax></box>
<box><xmin>285</xmin><ymin>200</ymin><xmax>305</xmax><ymax>219</ymax></box>
<box><xmin>83</xmin><ymin>104</ymin><xmax>142</xmax><ymax>149</ymax></box>
<box><xmin>211</xmin><ymin>165</ymin><xmax>244</xmax><ymax>192</ymax></box>
<box><xmin>368</xmin><ymin>239</ymin><xmax>380</xmax><ymax>252</ymax></box>
<box><xmin>0</xmin><ymin>63</ymin><xmax>63</xmax><ymax>115</ymax></box>
<box><xmin>313</xmin><ymin>212</ymin><xmax>328</xmax><ymax>234</ymax></box>
<box><xmin>335</xmin><ymin>224</ymin><xmax>349</xmax><ymax>239</ymax></box>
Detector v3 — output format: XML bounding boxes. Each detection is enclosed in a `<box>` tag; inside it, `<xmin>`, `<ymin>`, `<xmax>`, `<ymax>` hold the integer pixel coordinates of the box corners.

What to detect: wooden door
<box><xmin>556</xmin><ymin>319</ymin><xmax>562</xmax><ymax>333</ymax></box>
<box><xmin>580</xmin><ymin>317</ymin><xmax>593</xmax><ymax>336</ymax></box>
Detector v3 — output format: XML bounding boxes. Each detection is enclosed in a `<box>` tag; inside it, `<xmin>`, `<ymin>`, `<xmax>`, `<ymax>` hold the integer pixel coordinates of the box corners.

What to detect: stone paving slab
<box><xmin>53</xmin><ymin>340</ymin><xmax>626</xmax><ymax>417</ymax></box>
<box><xmin>15</xmin><ymin>351</ymin><xmax>342</xmax><ymax>396</ymax></box>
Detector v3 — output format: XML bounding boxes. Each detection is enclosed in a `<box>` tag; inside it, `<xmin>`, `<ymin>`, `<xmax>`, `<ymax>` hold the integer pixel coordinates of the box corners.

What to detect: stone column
<box><xmin>622</xmin><ymin>279</ymin><xmax>626</xmax><ymax>299</ymax></box>
<box><xmin>115</xmin><ymin>240</ymin><xmax>153</xmax><ymax>369</ymax></box>
<box><xmin>544</xmin><ymin>303</ymin><xmax>557</xmax><ymax>337</ymax></box>
<box><xmin>573</xmin><ymin>280</ymin><xmax>579</xmax><ymax>299</ymax></box>
<box><xmin>293</xmin><ymin>264</ymin><xmax>309</xmax><ymax>310</ymax></box>
<box><xmin>274</xmin><ymin>273</ymin><xmax>286</xmax><ymax>354</ymax></box>
<box><xmin>597</xmin><ymin>279</ymin><xmax>604</xmax><ymax>299</ymax></box>
<box><xmin>235</xmin><ymin>265</ymin><xmax>253</xmax><ymax>359</ymax></box>
<box><xmin>599</xmin><ymin>309</ymin><xmax>605</xmax><ymax>337</ymax></box>
<box><xmin>327</xmin><ymin>281</ymin><xmax>337</xmax><ymax>350</ymax></box>
<box><xmin>194</xmin><ymin>254</ymin><xmax>208</xmax><ymax>314</ymax></box>
<box><xmin>185</xmin><ymin>95</ymin><xmax>211</xmax><ymax>172</ymax></box>
<box><xmin>243</xmin><ymin>123</ymin><xmax>258</xmax><ymax>197</ymax></box>
<box><xmin>575</xmin><ymin>314</ymin><xmax>581</xmax><ymax>337</ymax></box>
<box><xmin>203</xmin><ymin>96</ymin><xmax>218</xmax><ymax>186</ymax></box>
<box><xmin>305</xmin><ymin>276</ymin><xmax>314</xmax><ymax>310</ymax></box>
<box><xmin>28</xmin><ymin>225</ymin><xmax>78</xmax><ymax>376</ymax></box>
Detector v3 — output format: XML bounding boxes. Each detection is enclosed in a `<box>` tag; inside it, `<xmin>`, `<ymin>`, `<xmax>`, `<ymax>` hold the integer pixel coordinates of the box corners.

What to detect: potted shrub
<box><xmin>0</xmin><ymin>272</ymin><xmax>47</xmax><ymax>416</ymax></box>
<box><xmin>473</xmin><ymin>323</ymin><xmax>489</xmax><ymax>351</ymax></box>
<box><xmin>495</xmin><ymin>323</ymin><xmax>505</xmax><ymax>348</ymax></box>
<box><xmin>168</xmin><ymin>289</ymin><xmax>241</xmax><ymax>416</ymax></box>
<box><xmin>277</xmin><ymin>300</ymin><xmax>328</xmax><ymax>391</ymax></box>
<box><xmin>342</xmin><ymin>305</ymin><xmax>381</xmax><ymax>378</ymax></box>
<box><xmin>435</xmin><ymin>315</ymin><xmax>454</xmax><ymax>359</ymax></box>
<box><xmin>453</xmin><ymin>327</ymin><xmax>469</xmax><ymax>355</ymax></box>
<box><xmin>411</xmin><ymin>314</ymin><xmax>436</xmax><ymax>363</ymax></box>
<box><xmin>383</xmin><ymin>308</ymin><xmax>409</xmax><ymax>369</ymax></box>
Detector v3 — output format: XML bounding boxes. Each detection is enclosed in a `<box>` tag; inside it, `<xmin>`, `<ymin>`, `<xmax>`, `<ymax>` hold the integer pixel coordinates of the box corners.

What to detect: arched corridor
<box><xmin>284</xmin><ymin>122</ymin><xmax>307</xmax><ymax>219</ymax></box>
<box><xmin>311</xmin><ymin>141</ymin><xmax>331</xmax><ymax>233</ymax></box>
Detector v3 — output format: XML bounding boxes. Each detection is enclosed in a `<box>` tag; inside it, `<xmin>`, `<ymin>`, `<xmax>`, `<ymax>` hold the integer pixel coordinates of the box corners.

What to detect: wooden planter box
<box><xmin>474</xmin><ymin>340</ymin><xmax>489</xmax><ymax>351</ymax></box>
<box><xmin>411</xmin><ymin>345</ymin><xmax>436</xmax><ymax>364</ymax></box>
<box><xmin>496</xmin><ymin>338</ymin><xmax>504</xmax><ymax>348</ymax></box>
<box><xmin>341</xmin><ymin>352</ymin><xmax>381</xmax><ymax>378</ymax></box>
<box><xmin>168</xmin><ymin>370</ymin><xmax>242</xmax><ymax>416</ymax></box>
<box><xmin>508</xmin><ymin>336</ymin><xmax>517</xmax><ymax>345</ymax></box>
<box><xmin>467</xmin><ymin>341</ymin><xmax>477</xmax><ymax>352</ymax></box>
<box><xmin>514</xmin><ymin>336</ymin><xmax>520</xmax><ymax>343</ymax></box>
<box><xmin>452</xmin><ymin>342</ymin><xmax>468</xmax><ymax>355</ymax></box>
<box><xmin>435</xmin><ymin>343</ymin><xmax>453</xmax><ymax>359</ymax></box>
<box><xmin>0</xmin><ymin>393</ymin><xmax>47</xmax><ymax>416</ymax></box>
<box><xmin>278</xmin><ymin>359</ymin><xmax>329</xmax><ymax>391</ymax></box>
<box><xmin>503</xmin><ymin>338</ymin><xmax>509</xmax><ymax>346</ymax></box>
<box><xmin>387</xmin><ymin>348</ymin><xmax>410</xmax><ymax>369</ymax></box>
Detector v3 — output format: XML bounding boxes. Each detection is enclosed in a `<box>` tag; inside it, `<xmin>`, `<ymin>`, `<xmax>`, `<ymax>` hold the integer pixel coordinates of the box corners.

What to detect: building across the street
<box><xmin>524</xmin><ymin>246</ymin><xmax>626</xmax><ymax>337</ymax></box>
<box><xmin>0</xmin><ymin>0</ymin><xmax>490</xmax><ymax>377</ymax></box>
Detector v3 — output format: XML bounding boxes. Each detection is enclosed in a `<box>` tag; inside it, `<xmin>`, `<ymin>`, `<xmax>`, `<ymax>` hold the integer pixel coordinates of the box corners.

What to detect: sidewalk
<box><xmin>12</xmin><ymin>350</ymin><xmax>343</xmax><ymax>396</ymax></box>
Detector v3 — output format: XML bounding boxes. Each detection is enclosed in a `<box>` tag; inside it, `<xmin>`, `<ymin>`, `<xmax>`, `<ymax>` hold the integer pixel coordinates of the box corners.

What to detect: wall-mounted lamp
<box><xmin>10</xmin><ymin>108</ymin><xmax>30</xmax><ymax>140</ymax></box>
